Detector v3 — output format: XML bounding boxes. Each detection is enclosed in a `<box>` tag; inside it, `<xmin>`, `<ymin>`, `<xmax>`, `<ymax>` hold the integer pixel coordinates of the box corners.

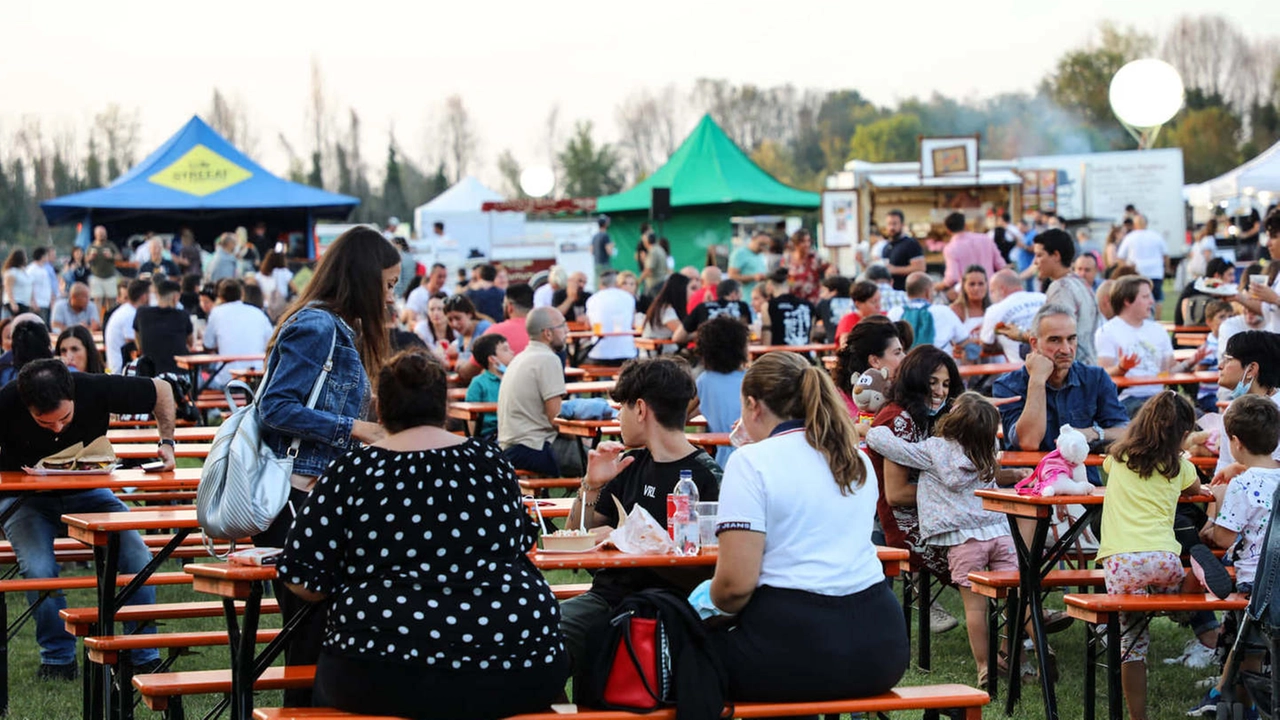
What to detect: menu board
<box><xmin>1021</xmin><ymin>170</ymin><xmax>1058</xmax><ymax>213</ymax></box>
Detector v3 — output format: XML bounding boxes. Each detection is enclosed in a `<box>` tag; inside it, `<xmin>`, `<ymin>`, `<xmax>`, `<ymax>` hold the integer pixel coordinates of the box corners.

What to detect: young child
<box><xmin>694</xmin><ymin>315</ymin><xmax>748</xmax><ymax>468</ymax></box>
<box><xmin>1096</xmin><ymin>391</ymin><xmax>1203</xmax><ymax>720</ymax></box>
<box><xmin>1188</xmin><ymin>395</ymin><xmax>1280</xmax><ymax>716</ymax></box>
<box><xmin>1195</xmin><ymin>299</ymin><xmax>1235</xmax><ymax>413</ymax></box>
<box><xmin>464</xmin><ymin>333</ymin><xmax>513</xmax><ymax>440</ymax></box>
<box><xmin>865</xmin><ymin>392</ymin><xmax>1015</xmax><ymax>687</ymax></box>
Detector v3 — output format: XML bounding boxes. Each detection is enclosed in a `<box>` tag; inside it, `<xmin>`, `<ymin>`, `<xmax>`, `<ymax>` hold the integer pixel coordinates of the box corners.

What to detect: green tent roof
<box><xmin>596</xmin><ymin>114</ymin><xmax>820</xmax><ymax>212</ymax></box>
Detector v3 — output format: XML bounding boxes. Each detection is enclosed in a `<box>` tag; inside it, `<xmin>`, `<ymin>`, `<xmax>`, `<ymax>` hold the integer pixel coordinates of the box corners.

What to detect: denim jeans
<box><xmin>0</xmin><ymin>489</ymin><xmax>159</xmax><ymax>666</ymax></box>
<box><xmin>503</xmin><ymin>442</ymin><xmax>561</xmax><ymax>477</ymax></box>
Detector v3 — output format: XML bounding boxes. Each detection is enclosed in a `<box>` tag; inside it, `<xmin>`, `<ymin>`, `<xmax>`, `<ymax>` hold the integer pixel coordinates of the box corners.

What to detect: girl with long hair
<box><xmin>833</xmin><ymin>316</ymin><xmax>906</xmax><ymax>417</ymax></box>
<box><xmin>1097</xmin><ymin>391</ymin><xmax>1203</xmax><ymax>720</ymax></box>
<box><xmin>442</xmin><ymin>294</ymin><xmax>491</xmax><ymax>364</ymax></box>
<box><xmin>949</xmin><ymin>265</ymin><xmax>993</xmax><ymax>365</ymax></box>
<box><xmin>3</xmin><ymin>249</ymin><xmax>32</xmax><ymax>318</ymax></box>
<box><xmin>412</xmin><ymin>292</ymin><xmax>455</xmax><ymax>355</ymax></box>
<box><xmin>256</xmin><ymin>249</ymin><xmax>295</xmax><ymax>321</ymax></box>
<box><xmin>257</xmin><ymin>225</ymin><xmax>400</xmax><ymax>708</ymax></box>
<box><xmin>709</xmin><ymin>351</ymin><xmax>908</xmax><ymax>701</ymax></box>
<box><xmin>56</xmin><ymin>326</ymin><xmax>105</xmax><ymax>374</ymax></box>
<box><xmin>640</xmin><ymin>273</ymin><xmax>690</xmax><ymax>353</ymax></box>
<box><xmin>867</xmin><ymin>392</ymin><xmax>1014</xmax><ymax>687</ymax></box>
<box><xmin>863</xmin><ymin>345</ymin><xmax>965</xmax><ymax>631</ymax></box>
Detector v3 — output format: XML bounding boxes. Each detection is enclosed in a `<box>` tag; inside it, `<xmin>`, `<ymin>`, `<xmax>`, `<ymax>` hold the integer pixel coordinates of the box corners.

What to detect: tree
<box><xmin>615</xmin><ymin>85</ymin><xmax>683</xmax><ymax>181</ymax></box>
<box><xmin>1041</xmin><ymin>23</ymin><xmax>1154</xmax><ymax>135</ymax></box>
<box><xmin>442</xmin><ymin>95</ymin><xmax>478</xmax><ymax>183</ymax></box>
<box><xmin>1163</xmin><ymin>15</ymin><xmax>1255</xmax><ymax>111</ymax></box>
<box><xmin>1158</xmin><ymin>106</ymin><xmax>1243</xmax><ymax>182</ymax></box>
<box><xmin>208</xmin><ymin>88</ymin><xmax>258</xmax><ymax>157</ymax></box>
<box><xmin>383</xmin><ymin>143</ymin><xmax>408</xmax><ymax>222</ymax></box>
<box><xmin>558</xmin><ymin>121</ymin><xmax>623</xmax><ymax>198</ymax></box>
<box><xmin>496</xmin><ymin>149</ymin><xmax>527</xmax><ymax>199</ymax></box>
<box><xmin>84</xmin><ymin>133</ymin><xmax>103</xmax><ymax>189</ymax></box>
<box><xmin>750</xmin><ymin>140</ymin><xmax>798</xmax><ymax>188</ymax></box>
<box><xmin>847</xmin><ymin>114</ymin><xmax>923</xmax><ymax>162</ymax></box>
<box><xmin>93</xmin><ymin>104</ymin><xmax>140</xmax><ymax>182</ymax></box>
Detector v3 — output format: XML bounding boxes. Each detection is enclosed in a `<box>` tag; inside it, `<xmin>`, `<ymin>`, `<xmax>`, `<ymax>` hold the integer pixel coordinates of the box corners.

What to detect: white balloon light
<box><xmin>519</xmin><ymin>166</ymin><xmax>555</xmax><ymax>198</ymax></box>
<box><xmin>1109</xmin><ymin>59</ymin><xmax>1185</xmax><ymax>130</ymax></box>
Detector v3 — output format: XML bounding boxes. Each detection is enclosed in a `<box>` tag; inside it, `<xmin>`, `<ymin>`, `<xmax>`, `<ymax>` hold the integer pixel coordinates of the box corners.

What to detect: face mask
<box><xmin>927</xmin><ymin>399</ymin><xmax>946</xmax><ymax>416</ymax></box>
<box><xmin>1231</xmin><ymin>375</ymin><xmax>1254</xmax><ymax>400</ymax></box>
<box><xmin>496</xmin><ymin>363</ymin><xmax>508</xmax><ymax>374</ymax></box>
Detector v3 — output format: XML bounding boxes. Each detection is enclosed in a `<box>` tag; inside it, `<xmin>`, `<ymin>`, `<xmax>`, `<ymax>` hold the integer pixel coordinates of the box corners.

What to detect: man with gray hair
<box><xmin>498</xmin><ymin>307</ymin><xmax>577</xmax><ymax>476</ymax></box>
<box><xmin>993</xmin><ymin>304</ymin><xmax>1128</xmax><ymax>485</ymax></box>
<box><xmin>979</xmin><ymin>269</ymin><xmax>1044</xmax><ymax>362</ymax></box>
<box><xmin>584</xmin><ymin>271</ymin><xmax>637</xmax><ymax>365</ymax></box>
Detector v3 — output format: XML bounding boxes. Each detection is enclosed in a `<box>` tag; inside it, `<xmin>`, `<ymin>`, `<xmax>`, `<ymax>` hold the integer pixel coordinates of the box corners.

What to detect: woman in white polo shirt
<box><xmin>708</xmin><ymin>352</ymin><xmax>909</xmax><ymax>701</ymax></box>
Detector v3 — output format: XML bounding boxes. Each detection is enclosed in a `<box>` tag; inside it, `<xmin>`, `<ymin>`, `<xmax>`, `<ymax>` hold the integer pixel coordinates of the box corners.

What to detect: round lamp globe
<box><xmin>1109</xmin><ymin>59</ymin><xmax>1185</xmax><ymax>129</ymax></box>
<box><xmin>519</xmin><ymin>166</ymin><xmax>555</xmax><ymax>198</ymax></box>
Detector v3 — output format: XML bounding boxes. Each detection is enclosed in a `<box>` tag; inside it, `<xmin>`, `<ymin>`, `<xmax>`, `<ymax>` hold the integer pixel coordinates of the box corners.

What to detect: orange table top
<box><xmin>686</xmin><ymin>432</ymin><xmax>731</xmax><ymax>448</ymax></box>
<box><xmin>0</xmin><ymin>468</ymin><xmax>201</xmax><ymax>492</ymax></box>
<box><xmin>998</xmin><ymin>450</ymin><xmax>1217</xmax><ymax>469</ymax></box>
<box><xmin>447</xmin><ymin>402</ymin><xmax>497</xmax><ymax>420</ymax></box>
<box><xmin>107</xmin><ymin>427</ymin><xmax>218</xmax><ymax>443</ymax></box>
<box><xmin>749</xmin><ymin>343</ymin><xmax>837</xmax><ymax>357</ymax></box>
<box><xmin>113</xmin><ymin>443</ymin><xmax>211</xmax><ymax>460</ymax></box>
<box><xmin>977</xmin><ymin>486</ymin><xmax>1213</xmax><ymax>519</ymax></box>
<box><xmin>1112</xmin><ymin>372</ymin><xmax>1209</xmax><ymax>389</ymax></box>
<box><xmin>958</xmin><ymin>362</ymin><xmax>1022</xmax><ymax>378</ymax></box>
<box><xmin>174</xmin><ymin>353</ymin><xmax>264</xmax><ymax>369</ymax></box>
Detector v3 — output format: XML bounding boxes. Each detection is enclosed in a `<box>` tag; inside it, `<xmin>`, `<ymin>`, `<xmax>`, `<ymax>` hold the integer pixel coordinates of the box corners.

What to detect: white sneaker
<box><xmin>1164</xmin><ymin>639</ymin><xmax>1218</xmax><ymax>669</ymax></box>
<box><xmin>929</xmin><ymin>605</ymin><xmax>959</xmax><ymax>633</ymax></box>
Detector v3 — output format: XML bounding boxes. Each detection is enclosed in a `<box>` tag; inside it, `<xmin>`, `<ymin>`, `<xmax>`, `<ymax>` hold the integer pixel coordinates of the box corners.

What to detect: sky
<box><xmin>1</xmin><ymin>0</ymin><xmax>1276</xmax><ymax>192</ymax></box>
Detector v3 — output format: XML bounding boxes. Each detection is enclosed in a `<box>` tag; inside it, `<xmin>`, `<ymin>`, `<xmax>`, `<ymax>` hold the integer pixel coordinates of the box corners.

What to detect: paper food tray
<box><xmin>22</xmin><ymin>464</ymin><xmax>121</xmax><ymax>476</ymax></box>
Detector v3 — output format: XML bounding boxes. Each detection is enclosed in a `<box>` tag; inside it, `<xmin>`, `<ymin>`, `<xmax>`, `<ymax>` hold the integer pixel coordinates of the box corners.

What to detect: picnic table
<box><xmin>174</xmin><ymin>353</ymin><xmax>265</xmax><ymax>409</ymax></box>
<box><xmin>107</xmin><ymin>427</ymin><xmax>218</xmax><ymax>444</ymax></box>
<box><xmin>112</xmin><ymin>443</ymin><xmax>211</xmax><ymax>460</ymax></box>
<box><xmin>748</xmin><ymin>343</ymin><xmax>836</xmax><ymax>359</ymax></box>
<box><xmin>1111</xmin><ymin>371</ymin><xmax>1215</xmax><ymax>389</ymax></box>
<box><xmin>975</xmin><ymin>486</ymin><xmax>1213</xmax><ymax>718</ymax></box>
<box><xmin>958</xmin><ymin>361</ymin><xmax>1022</xmax><ymax>378</ymax></box>
<box><xmin>998</xmin><ymin>450</ymin><xmax>1218</xmax><ymax>470</ymax></box>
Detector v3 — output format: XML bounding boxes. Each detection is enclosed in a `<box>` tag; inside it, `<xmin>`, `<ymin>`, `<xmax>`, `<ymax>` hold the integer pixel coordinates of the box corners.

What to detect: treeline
<box><xmin>2</xmin><ymin>14</ymin><xmax>1277</xmax><ymax>251</ymax></box>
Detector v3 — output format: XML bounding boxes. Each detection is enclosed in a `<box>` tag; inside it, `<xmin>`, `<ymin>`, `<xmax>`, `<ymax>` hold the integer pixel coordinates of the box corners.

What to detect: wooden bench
<box><xmin>62</xmin><ymin>599</ymin><xmax>282</xmax><ymax>637</ymax></box>
<box><xmin>1064</xmin><ymin>592</ymin><xmax>1250</xmax><ymax>720</ymax></box>
<box><xmin>134</xmin><ymin>665</ymin><xmax>317</xmax><ymax>712</ymax></box>
<box><xmin>549</xmin><ymin>583</ymin><xmax>591</xmax><ymax>600</ymax></box>
<box><xmin>518</xmin><ymin>477</ymin><xmax>581</xmax><ymax>492</ymax></box>
<box><xmin>248</xmin><ymin>683</ymin><xmax>990</xmax><ymax>719</ymax></box>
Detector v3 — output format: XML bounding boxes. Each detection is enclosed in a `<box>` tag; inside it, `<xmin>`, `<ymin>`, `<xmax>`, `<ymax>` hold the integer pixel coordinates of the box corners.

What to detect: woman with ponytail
<box><xmin>705</xmin><ymin>352</ymin><xmax>908</xmax><ymax>701</ymax></box>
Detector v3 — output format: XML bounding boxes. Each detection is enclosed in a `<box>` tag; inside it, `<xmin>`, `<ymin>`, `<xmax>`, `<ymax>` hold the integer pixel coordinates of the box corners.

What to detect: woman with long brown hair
<box><xmin>708</xmin><ymin>351</ymin><xmax>908</xmax><ymax>702</ymax></box>
<box><xmin>255</xmin><ymin>225</ymin><xmax>400</xmax><ymax>707</ymax></box>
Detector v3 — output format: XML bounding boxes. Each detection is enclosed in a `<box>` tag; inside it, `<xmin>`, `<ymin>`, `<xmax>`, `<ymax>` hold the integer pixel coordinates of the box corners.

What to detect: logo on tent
<box><xmin>148</xmin><ymin>144</ymin><xmax>252</xmax><ymax>197</ymax></box>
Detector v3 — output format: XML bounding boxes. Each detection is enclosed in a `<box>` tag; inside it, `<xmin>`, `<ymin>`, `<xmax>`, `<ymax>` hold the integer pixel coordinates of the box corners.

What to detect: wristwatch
<box><xmin>1091</xmin><ymin>423</ymin><xmax>1104</xmax><ymax>442</ymax></box>
<box><xmin>158</xmin><ymin>438</ymin><xmax>177</xmax><ymax>448</ymax></box>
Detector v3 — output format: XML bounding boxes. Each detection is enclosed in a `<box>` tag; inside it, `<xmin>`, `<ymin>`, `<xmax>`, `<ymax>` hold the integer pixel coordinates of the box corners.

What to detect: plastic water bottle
<box><xmin>672</xmin><ymin>470</ymin><xmax>701</xmax><ymax>556</ymax></box>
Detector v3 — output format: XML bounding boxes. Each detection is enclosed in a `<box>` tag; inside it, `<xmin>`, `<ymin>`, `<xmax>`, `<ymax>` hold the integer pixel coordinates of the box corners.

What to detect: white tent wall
<box><xmin>1185</xmin><ymin>139</ymin><xmax>1280</xmax><ymax>209</ymax></box>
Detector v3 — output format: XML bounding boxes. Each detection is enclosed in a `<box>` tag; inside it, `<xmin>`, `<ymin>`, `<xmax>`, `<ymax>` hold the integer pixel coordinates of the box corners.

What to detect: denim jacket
<box><xmin>257</xmin><ymin>306</ymin><xmax>371</xmax><ymax>478</ymax></box>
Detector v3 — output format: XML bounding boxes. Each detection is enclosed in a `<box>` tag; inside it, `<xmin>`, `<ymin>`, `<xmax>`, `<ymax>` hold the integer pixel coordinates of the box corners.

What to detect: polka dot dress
<box><xmin>279</xmin><ymin>438</ymin><xmax>565</xmax><ymax>671</ymax></box>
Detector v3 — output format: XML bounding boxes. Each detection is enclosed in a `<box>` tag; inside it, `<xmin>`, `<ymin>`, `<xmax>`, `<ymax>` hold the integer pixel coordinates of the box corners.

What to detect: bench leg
<box><xmin>985</xmin><ymin>595</ymin><xmax>999</xmax><ymax>698</ymax></box>
<box><xmin>1106</xmin><ymin>616</ymin><xmax>1122</xmax><ymax>720</ymax></box>
<box><xmin>1083</xmin><ymin>621</ymin><xmax>1097</xmax><ymax>720</ymax></box>
<box><xmin>902</xmin><ymin>572</ymin><xmax>914</xmax><ymax>646</ymax></box>
<box><xmin>917</xmin><ymin>570</ymin><xmax>931</xmax><ymax>671</ymax></box>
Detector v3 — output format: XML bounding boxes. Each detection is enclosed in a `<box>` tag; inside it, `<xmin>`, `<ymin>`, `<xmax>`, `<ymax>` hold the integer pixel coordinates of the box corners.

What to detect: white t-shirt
<box><xmin>717</xmin><ymin>429</ymin><xmax>883</xmax><ymax>596</ymax></box>
<box><xmin>1094</xmin><ymin>317</ymin><xmax>1174</xmax><ymax>400</ymax></box>
<box><xmin>887</xmin><ymin>302</ymin><xmax>969</xmax><ymax>354</ymax></box>
<box><xmin>26</xmin><ymin>263</ymin><xmax>53</xmax><ymax>308</ymax></box>
<box><xmin>1218</xmin><ymin>314</ymin><xmax>1264</xmax><ymax>351</ymax></box>
<box><xmin>405</xmin><ymin>286</ymin><xmax>433</xmax><ymax>319</ymax></box>
<box><xmin>585</xmin><ymin>287</ymin><xmax>637</xmax><ymax>361</ymax></box>
<box><xmin>1263</xmin><ymin>275</ymin><xmax>1280</xmax><ymax>334</ymax></box>
<box><xmin>104</xmin><ymin>302</ymin><xmax>138</xmax><ymax>374</ymax></box>
<box><xmin>1215</xmin><ymin>466</ymin><xmax>1280</xmax><ymax>585</ymax></box>
<box><xmin>533</xmin><ymin>283</ymin><xmax>554</xmax><ymax>309</ymax></box>
<box><xmin>255</xmin><ymin>269</ymin><xmax>293</xmax><ymax>301</ymax></box>
<box><xmin>1117</xmin><ymin>229</ymin><xmax>1167</xmax><ymax>279</ymax></box>
<box><xmin>202</xmin><ymin>301</ymin><xmax>273</xmax><ymax>386</ymax></box>
<box><xmin>979</xmin><ymin>290</ymin><xmax>1046</xmax><ymax>362</ymax></box>
<box><xmin>1214</xmin><ymin>391</ymin><xmax>1280</xmax><ymax>476</ymax></box>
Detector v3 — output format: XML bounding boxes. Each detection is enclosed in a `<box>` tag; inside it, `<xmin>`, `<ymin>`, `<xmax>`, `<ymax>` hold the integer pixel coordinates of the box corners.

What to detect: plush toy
<box><xmin>1014</xmin><ymin>424</ymin><xmax>1094</xmax><ymax>497</ymax></box>
<box><xmin>851</xmin><ymin>368</ymin><xmax>891</xmax><ymax>425</ymax></box>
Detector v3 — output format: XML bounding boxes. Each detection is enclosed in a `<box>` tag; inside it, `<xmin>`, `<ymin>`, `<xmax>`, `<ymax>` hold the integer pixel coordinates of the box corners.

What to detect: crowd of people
<box><xmin>3</xmin><ymin>203</ymin><xmax>1280</xmax><ymax>720</ymax></box>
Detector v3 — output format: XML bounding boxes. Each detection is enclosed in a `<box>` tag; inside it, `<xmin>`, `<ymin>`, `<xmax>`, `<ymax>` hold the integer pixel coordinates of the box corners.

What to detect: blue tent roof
<box><xmin>41</xmin><ymin>115</ymin><xmax>359</xmax><ymax>226</ymax></box>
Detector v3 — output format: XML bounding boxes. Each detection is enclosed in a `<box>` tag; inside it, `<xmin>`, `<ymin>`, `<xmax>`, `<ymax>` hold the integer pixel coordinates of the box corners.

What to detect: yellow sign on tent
<box><xmin>148</xmin><ymin>144</ymin><xmax>252</xmax><ymax>197</ymax></box>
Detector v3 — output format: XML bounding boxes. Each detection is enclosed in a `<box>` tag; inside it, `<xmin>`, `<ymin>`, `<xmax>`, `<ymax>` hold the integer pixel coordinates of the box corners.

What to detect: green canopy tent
<box><xmin>596</xmin><ymin>114</ymin><xmax>820</xmax><ymax>273</ymax></box>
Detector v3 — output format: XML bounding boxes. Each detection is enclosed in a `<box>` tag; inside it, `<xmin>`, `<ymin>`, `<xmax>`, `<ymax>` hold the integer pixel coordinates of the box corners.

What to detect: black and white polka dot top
<box><xmin>278</xmin><ymin>438</ymin><xmax>565</xmax><ymax>671</ymax></box>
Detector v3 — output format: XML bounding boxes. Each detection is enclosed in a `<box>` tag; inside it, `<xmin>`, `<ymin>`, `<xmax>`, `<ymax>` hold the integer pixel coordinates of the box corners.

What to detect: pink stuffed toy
<box><xmin>1014</xmin><ymin>424</ymin><xmax>1094</xmax><ymax>497</ymax></box>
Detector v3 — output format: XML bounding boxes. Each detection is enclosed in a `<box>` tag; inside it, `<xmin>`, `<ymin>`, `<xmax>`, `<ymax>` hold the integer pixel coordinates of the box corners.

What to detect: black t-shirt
<box><xmin>134</xmin><ymin>307</ymin><xmax>193</xmax><ymax>375</ymax></box>
<box><xmin>881</xmin><ymin>235</ymin><xmax>923</xmax><ymax>291</ymax></box>
<box><xmin>682</xmin><ymin>300</ymin><xmax>752</xmax><ymax>333</ymax></box>
<box><xmin>138</xmin><ymin>259</ymin><xmax>179</xmax><ymax>277</ymax></box>
<box><xmin>0</xmin><ymin>374</ymin><xmax>157</xmax><ymax>471</ymax></box>
<box><xmin>551</xmin><ymin>289</ymin><xmax>592</xmax><ymax>322</ymax></box>
<box><xmin>593</xmin><ymin>448</ymin><xmax>722</xmax><ymax>605</ymax></box>
<box><xmin>767</xmin><ymin>293</ymin><xmax>814</xmax><ymax>346</ymax></box>
<box><xmin>814</xmin><ymin>297</ymin><xmax>853</xmax><ymax>344</ymax></box>
<box><xmin>592</xmin><ymin>231</ymin><xmax>612</xmax><ymax>266</ymax></box>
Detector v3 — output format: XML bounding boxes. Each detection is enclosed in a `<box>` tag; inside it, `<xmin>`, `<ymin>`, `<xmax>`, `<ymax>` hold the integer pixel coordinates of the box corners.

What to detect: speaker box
<box><xmin>651</xmin><ymin>188</ymin><xmax>671</xmax><ymax>221</ymax></box>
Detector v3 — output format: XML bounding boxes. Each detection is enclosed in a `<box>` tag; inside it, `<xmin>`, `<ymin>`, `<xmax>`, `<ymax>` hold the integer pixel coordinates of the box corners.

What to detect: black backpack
<box><xmin>576</xmin><ymin>588</ymin><xmax>729</xmax><ymax>720</ymax></box>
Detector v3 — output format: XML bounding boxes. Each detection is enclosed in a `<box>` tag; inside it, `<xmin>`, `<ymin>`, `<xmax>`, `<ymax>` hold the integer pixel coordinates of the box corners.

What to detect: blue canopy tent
<box><xmin>41</xmin><ymin>116</ymin><xmax>359</xmax><ymax>258</ymax></box>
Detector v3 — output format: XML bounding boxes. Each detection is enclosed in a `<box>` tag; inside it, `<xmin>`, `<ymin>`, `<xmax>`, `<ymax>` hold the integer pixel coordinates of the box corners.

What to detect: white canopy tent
<box><xmin>1185</xmin><ymin>139</ymin><xmax>1280</xmax><ymax>209</ymax></box>
<box><xmin>412</xmin><ymin>176</ymin><xmax>524</xmax><ymax>262</ymax></box>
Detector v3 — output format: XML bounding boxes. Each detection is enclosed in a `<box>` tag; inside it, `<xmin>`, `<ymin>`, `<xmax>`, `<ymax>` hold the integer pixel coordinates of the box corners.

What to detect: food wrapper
<box><xmin>608</xmin><ymin>496</ymin><xmax>677</xmax><ymax>555</ymax></box>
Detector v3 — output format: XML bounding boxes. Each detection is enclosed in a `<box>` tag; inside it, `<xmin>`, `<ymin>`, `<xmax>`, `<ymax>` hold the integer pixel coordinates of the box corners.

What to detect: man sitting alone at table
<box><xmin>497</xmin><ymin>307</ymin><xmax>582</xmax><ymax>476</ymax></box>
<box><xmin>993</xmin><ymin>304</ymin><xmax>1128</xmax><ymax>486</ymax></box>
<box><xmin>0</xmin><ymin>359</ymin><xmax>177</xmax><ymax>680</ymax></box>
<box><xmin>559</xmin><ymin>357</ymin><xmax>721</xmax><ymax>672</ymax></box>
<box><xmin>1096</xmin><ymin>275</ymin><xmax>1209</xmax><ymax>418</ymax></box>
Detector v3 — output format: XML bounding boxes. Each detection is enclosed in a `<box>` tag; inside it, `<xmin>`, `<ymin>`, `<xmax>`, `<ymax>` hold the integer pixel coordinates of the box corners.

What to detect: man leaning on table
<box><xmin>0</xmin><ymin>359</ymin><xmax>176</xmax><ymax>680</ymax></box>
<box><xmin>558</xmin><ymin>357</ymin><xmax>721</xmax><ymax>675</ymax></box>
<box><xmin>993</xmin><ymin>304</ymin><xmax>1128</xmax><ymax>486</ymax></box>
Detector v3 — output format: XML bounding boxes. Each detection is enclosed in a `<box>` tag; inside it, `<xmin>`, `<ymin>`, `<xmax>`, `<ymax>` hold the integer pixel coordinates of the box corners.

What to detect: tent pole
<box><xmin>306</xmin><ymin>211</ymin><xmax>313</xmax><ymax>261</ymax></box>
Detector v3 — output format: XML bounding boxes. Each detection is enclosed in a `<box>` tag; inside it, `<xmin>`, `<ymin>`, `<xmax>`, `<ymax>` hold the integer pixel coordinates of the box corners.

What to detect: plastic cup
<box><xmin>698</xmin><ymin>514</ymin><xmax>718</xmax><ymax>548</ymax></box>
<box><xmin>1250</xmin><ymin>274</ymin><xmax>1269</xmax><ymax>290</ymax></box>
